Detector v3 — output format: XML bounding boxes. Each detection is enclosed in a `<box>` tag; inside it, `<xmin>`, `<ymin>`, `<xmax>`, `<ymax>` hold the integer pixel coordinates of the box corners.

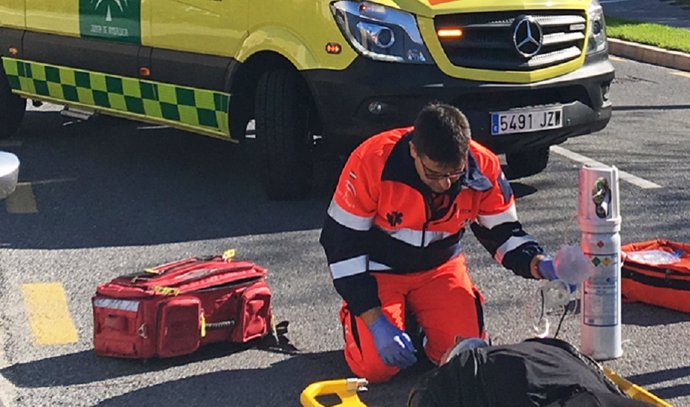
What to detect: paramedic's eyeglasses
<box><xmin>420</xmin><ymin>161</ymin><xmax>466</xmax><ymax>181</ymax></box>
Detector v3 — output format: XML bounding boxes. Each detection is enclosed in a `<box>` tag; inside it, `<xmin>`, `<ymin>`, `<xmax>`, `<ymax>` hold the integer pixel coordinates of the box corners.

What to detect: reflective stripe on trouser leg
<box><xmin>406</xmin><ymin>255</ymin><xmax>485</xmax><ymax>365</ymax></box>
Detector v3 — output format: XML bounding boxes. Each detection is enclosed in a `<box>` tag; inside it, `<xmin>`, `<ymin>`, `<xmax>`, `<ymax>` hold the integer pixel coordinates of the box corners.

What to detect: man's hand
<box><xmin>535</xmin><ymin>255</ymin><xmax>577</xmax><ymax>292</ymax></box>
<box><xmin>368</xmin><ymin>315</ymin><xmax>417</xmax><ymax>368</ymax></box>
<box><xmin>536</xmin><ymin>256</ymin><xmax>557</xmax><ymax>281</ymax></box>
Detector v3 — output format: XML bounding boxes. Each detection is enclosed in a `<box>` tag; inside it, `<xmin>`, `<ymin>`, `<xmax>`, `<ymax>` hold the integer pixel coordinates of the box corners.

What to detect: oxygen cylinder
<box><xmin>578</xmin><ymin>165</ymin><xmax>622</xmax><ymax>360</ymax></box>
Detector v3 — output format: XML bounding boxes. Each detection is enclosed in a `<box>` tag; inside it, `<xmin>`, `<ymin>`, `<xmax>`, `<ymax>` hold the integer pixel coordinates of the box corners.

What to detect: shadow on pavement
<box><xmin>0</xmin><ymin>340</ymin><xmax>283</xmax><ymax>388</ymax></box>
<box><xmin>627</xmin><ymin>366</ymin><xmax>690</xmax><ymax>400</ymax></box>
<box><xmin>96</xmin><ymin>350</ymin><xmax>427</xmax><ymax>407</ymax></box>
<box><xmin>621</xmin><ymin>302</ymin><xmax>690</xmax><ymax>326</ymax></box>
<box><xmin>651</xmin><ymin>383</ymin><xmax>690</xmax><ymax>401</ymax></box>
<box><xmin>629</xmin><ymin>365</ymin><xmax>690</xmax><ymax>385</ymax></box>
<box><xmin>0</xmin><ymin>334</ymin><xmax>430</xmax><ymax>407</ymax></box>
<box><xmin>3</xmin><ymin>111</ymin><xmax>548</xmax><ymax>251</ymax></box>
<box><xmin>1</xmin><ymin>111</ymin><xmax>342</xmax><ymax>250</ymax></box>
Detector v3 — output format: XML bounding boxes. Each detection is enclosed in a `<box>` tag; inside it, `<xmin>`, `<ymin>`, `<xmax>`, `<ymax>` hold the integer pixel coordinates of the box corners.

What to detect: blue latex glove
<box><xmin>538</xmin><ymin>257</ymin><xmax>577</xmax><ymax>293</ymax></box>
<box><xmin>369</xmin><ymin>315</ymin><xmax>417</xmax><ymax>368</ymax></box>
<box><xmin>537</xmin><ymin>257</ymin><xmax>558</xmax><ymax>281</ymax></box>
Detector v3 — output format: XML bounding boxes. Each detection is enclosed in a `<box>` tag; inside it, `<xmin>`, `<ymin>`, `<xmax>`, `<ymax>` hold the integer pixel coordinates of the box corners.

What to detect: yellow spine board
<box><xmin>604</xmin><ymin>367</ymin><xmax>674</xmax><ymax>407</ymax></box>
<box><xmin>300</xmin><ymin>378</ymin><xmax>369</xmax><ymax>407</ymax></box>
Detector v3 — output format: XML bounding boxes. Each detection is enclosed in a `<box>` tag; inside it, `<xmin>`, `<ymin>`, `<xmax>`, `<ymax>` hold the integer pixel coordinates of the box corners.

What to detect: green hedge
<box><xmin>606</xmin><ymin>16</ymin><xmax>690</xmax><ymax>53</ymax></box>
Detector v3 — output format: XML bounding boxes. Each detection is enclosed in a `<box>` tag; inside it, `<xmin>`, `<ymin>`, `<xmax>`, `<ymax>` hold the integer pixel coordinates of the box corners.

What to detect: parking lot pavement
<box><xmin>602</xmin><ymin>0</ymin><xmax>690</xmax><ymax>29</ymax></box>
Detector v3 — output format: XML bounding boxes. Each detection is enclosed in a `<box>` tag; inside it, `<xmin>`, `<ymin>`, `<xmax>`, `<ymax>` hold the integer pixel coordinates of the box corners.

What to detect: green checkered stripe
<box><xmin>2</xmin><ymin>57</ymin><xmax>230</xmax><ymax>137</ymax></box>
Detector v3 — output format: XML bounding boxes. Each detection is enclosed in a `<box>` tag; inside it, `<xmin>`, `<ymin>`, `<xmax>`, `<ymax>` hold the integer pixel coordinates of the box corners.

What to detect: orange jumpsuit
<box><xmin>319</xmin><ymin>127</ymin><xmax>544</xmax><ymax>382</ymax></box>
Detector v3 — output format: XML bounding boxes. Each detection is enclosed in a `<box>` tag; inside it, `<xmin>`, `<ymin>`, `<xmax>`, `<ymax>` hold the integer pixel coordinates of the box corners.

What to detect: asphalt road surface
<box><xmin>1</xmin><ymin>56</ymin><xmax>690</xmax><ymax>407</ymax></box>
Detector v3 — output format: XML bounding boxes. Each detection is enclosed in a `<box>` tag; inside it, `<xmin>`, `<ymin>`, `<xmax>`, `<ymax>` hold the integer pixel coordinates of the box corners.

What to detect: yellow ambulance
<box><xmin>0</xmin><ymin>0</ymin><xmax>613</xmax><ymax>199</ymax></box>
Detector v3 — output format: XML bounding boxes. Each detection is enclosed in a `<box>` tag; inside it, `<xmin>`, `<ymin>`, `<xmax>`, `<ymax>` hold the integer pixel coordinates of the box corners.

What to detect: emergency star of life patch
<box><xmin>386</xmin><ymin>211</ymin><xmax>403</xmax><ymax>227</ymax></box>
<box><xmin>79</xmin><ymin>0</ymin><xmax>141</xmax><ymax>44</ymax></box>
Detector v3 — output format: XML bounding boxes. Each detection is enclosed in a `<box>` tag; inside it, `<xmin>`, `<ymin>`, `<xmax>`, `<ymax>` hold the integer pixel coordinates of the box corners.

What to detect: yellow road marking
<box><xmin>4</xmin><ymin>182</ymin><xmax>37</xmax><ymax>214</ymax></box>
<box><xmin>22</xmin><ymin>282</ymin><xmax>78</xmax><ymax>345</ymax></box>
<box><xmin>672</xmin><ymin>71</ymin><xmax>690</xmax><ymax>79</ymax></box>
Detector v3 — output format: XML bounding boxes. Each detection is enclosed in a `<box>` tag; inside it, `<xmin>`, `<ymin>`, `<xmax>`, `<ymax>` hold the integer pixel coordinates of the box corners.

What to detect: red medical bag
<box><xmin>92</xmin><ymin>251</ymin><xmax>273</xmax><ymax>358</ymax></box>
<box><xmin>621</xmin><ymin>239</ymin><xmax>690</xmax><ymax>313</ymax></box>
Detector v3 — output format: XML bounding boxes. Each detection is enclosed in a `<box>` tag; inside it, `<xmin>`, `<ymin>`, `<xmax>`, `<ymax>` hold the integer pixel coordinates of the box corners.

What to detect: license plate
<box><xmin>491</xmin><ymin>107</ymin><xmax>563</xmax><ymax>135</ymax></box>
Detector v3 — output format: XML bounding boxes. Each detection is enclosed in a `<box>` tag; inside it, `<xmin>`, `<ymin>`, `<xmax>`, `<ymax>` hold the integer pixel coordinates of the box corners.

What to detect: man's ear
<box><xmin>409</xmin><ymin>141</ymin><xmax>418</xmax><ymax>159</ymax></box>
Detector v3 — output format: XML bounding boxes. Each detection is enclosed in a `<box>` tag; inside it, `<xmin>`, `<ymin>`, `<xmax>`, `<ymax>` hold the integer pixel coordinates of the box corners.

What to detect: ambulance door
<box><xmin>146</xmin><ymin>0</ymin><xmax>247</xmax><ymax>91</ymax></box>
<box><xmin>23</xmin><ymin>0</ymin><xmax>142</xmax><ymax>77</ymax></box>
<box><xmin>25</xmin><ymin>0</ymin><xmax>78</xmax><ymax>36</ymax></box>
<box><xmin>0</xmin><ymin>0</ymin><xmax>25</xmax><ymax>30</ymax></box>
<box><xmin>147</xmin><ymin>0</ymin><xmax>247</xmax><ymax>57</ymax></box>
<box><xmin>0</xmin><ymin>0</ymin><xmax>25</xmax><ymax>56</ymax></box>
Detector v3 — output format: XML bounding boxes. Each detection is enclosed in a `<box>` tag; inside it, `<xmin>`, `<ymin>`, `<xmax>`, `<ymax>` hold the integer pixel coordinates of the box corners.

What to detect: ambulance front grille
<box><xmin>434</xmin><ymin>11</ymin><xmax>587</xmax><ymax>71</ymax></box>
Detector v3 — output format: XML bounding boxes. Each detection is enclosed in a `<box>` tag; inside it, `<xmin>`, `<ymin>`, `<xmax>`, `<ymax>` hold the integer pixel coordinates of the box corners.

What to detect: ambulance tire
<box><xmin>0</xmin><ymin>69</ymin><xmax>25</xmax><ymax>139</ymax></box>
<box><xmin>505</xmin><ymin>146</ymin><xmax>550</xmax><ymax>180</ymax></box>
<box><xmin>255</xmin><ymin>69</ymin><xmax>313</xmax><ymax>200</ymax></box>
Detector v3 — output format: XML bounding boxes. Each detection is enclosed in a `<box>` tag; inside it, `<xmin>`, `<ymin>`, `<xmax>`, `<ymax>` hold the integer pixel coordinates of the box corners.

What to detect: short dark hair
<box><xmin>411</xmin><ymin>103</ymin><xmax>471</xmax><ymax>166</ymax></box>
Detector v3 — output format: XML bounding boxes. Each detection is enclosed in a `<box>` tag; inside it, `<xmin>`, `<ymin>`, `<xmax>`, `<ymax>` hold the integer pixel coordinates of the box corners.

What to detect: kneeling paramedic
<box><xmin>319</xmin><ymin>103</ymin><xmax>559</xmax><ymax>383</ymax></box>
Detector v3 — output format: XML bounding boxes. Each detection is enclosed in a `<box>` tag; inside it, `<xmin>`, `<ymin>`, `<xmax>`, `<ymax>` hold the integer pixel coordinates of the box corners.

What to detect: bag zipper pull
<box><xmin>222</xmin><ymin>249</ymin><xmax>236</xmax><ymax>261</ymax></box>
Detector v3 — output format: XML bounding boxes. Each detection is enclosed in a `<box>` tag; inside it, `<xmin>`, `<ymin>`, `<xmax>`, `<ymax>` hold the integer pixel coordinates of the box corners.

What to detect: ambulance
<box><xmin>0</xmin><ymin>0</ymin><xmax>613</xmax><ymax>199</ymax></box>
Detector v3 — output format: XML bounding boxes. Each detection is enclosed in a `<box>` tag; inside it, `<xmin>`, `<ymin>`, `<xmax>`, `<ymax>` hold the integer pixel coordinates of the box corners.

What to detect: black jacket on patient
<box><xmin>408</xmin><ymin>338</ymin><xmax>652</xmax><ymax>407</ymax></box>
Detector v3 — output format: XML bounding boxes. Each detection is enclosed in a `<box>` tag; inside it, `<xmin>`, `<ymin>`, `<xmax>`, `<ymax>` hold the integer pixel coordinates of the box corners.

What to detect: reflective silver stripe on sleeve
<box><xmin>368</xmin><ymin>260</ymin><xmax>392</xmax><ymax>271</ymax></box>
<box><xmin>477</xmin><ymin>204</ymin><xmax>518</xmax><ymax>230</ymax></box>
<box><xmin>327</xmin><ymin>200</ymin><xmax>374</xmax><ymax>231</ymax></box>
<box><xmin>330</xmin><ymin>255</ymin><xmax>368</xmax><ymax>279</ymax></box>
<box><xmin>494</xmin><ymin>235</ymin><xmax>538</xmax><ymax>263</ymax></box>
<box><xmin>387</xmin><ymin>228</ymin><xmax>452</xmax><ymax>247</ymax></box>
<box><xmin>93</xmin><ymin>298</ymin><xmax>140</xmax><ymax>312</ymax></box>
<box><xmin>424</xmin><ymin>230</ymin><xmax>454</xmax><ymax>245</ymax></box>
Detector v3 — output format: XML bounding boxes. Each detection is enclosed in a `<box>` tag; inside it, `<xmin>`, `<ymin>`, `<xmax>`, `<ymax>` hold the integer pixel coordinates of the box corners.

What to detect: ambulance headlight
<box><xmin>586</xmin><ymin>0</ymin><xmax>608</xmax><ymax>54</ymax></box>
<box><xmin>331</xmin><ymin>1</ymin><xmax>433</xmax><ymax>64</ymax></box>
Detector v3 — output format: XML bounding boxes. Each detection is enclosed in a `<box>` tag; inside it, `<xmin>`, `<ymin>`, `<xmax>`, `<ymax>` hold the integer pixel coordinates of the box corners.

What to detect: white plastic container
<box><xmin>0</xmin><ymin>151</ymin><xmax>20</xmax><ymax>199</ymax></box>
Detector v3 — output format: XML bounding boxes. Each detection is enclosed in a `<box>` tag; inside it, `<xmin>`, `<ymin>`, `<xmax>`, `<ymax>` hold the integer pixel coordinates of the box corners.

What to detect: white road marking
<box><xmin>137</xmin><ymin>125</ymin><xmax>169</xmax><ymax>130</ymax></box>
<box><xmin>609</xmin><ymin>56</ymin><xmax>626</xmax><ymax>62</ymax></box>
<box><xmin>551</xmin><ymin>146</ymin><xmax>661</xmax><ymax>189</ymax></box>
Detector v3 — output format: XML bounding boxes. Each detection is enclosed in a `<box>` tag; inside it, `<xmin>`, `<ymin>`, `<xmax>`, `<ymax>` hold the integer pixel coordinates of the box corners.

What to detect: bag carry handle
<box><xmin>151</xmin><ymin>265</ymin><xmax>264</xmax><ymax>291</ymax></box>
<box><xmin>140</xmin><ymin>250</ymin><xmax>262</xmax><ymax>289</ymax></box>
<box><xmin>144</xmin><ymin>249</ymin><xmax>237</xmax><ymax>278</ymax></box>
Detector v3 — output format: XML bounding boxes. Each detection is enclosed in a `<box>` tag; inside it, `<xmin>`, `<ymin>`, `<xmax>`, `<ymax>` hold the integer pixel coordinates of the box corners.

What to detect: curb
<box><xmin>608</xmin><ymin>38</ymin><xmax>690</xmax><ymax>72</ymax></box>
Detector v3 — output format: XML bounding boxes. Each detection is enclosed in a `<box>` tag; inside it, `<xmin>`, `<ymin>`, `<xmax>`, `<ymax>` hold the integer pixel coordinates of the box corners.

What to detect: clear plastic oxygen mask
<box><xmin>529</xmin><ymin>245</ymin><xmax>595</xmax><ymax>338</ymax></box>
